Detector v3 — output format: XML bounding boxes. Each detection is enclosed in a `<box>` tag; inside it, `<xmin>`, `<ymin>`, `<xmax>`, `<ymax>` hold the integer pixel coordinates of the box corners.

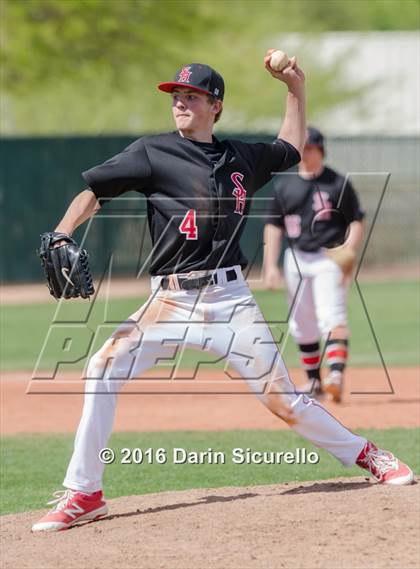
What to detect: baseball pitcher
<box><xmin>33</xmin><ymin>52</ymin><xmax>413</xmax><ymax>532</ymax></box>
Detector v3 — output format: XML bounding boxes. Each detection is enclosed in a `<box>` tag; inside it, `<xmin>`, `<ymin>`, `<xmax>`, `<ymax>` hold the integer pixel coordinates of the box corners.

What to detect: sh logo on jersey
<box><xmin>231</xmin><ymin>172</ymin><xmax>247</xmax><ymax>215</ymax></box>
<box><xmin>312</xmin><ymin>191</ymin><xmax>332</xmax><ymax>221</ymax></box>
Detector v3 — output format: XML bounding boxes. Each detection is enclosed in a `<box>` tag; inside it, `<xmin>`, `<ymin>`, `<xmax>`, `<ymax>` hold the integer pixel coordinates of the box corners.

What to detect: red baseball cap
<box><xmin>158</xmin><ymin>63</ymin><xmax>225</xmax><ymax>101</ymax></box>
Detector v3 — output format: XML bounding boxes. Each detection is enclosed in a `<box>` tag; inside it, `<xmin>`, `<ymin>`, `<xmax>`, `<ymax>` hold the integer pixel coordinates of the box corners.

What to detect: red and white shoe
<box><xmin>32</xmin><ymin>489</ymin><xmax>108</xmax><ymax>532</ymax></box>
<box><xmin>356</xmin><ymin>441</ymin><xmax>414</xmax><ymax>485</ymax></box>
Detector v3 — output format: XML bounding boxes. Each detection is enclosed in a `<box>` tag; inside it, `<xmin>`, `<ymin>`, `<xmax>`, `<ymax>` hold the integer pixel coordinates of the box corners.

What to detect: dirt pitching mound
<box><xmin>2</xmin><ymin>478</ymin><xmax>419</xmax><ymax>569</ymax></box>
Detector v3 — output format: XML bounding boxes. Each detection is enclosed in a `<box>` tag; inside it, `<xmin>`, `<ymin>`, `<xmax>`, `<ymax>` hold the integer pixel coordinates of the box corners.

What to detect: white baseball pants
<box><xmin>63</xmin><ymin>266</ymin><xmax>365</xmax><ymax>492</ymax></box>
<box><xmin>283</xmin><ymin>248</ymin><xmax>349</xmax><ymax>344</ymax></box>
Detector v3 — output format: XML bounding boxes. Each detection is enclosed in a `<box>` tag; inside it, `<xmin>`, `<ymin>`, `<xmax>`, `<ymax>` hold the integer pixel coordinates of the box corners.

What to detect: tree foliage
<box><xmin>1</xmin><ymin>0</ymin><xmax>217</xmax><ymax>92</ymax></box>
<box><xmin>1</xmin><ymin>0</ymin><xmax>418</xmax><ymax>134</ymax></box>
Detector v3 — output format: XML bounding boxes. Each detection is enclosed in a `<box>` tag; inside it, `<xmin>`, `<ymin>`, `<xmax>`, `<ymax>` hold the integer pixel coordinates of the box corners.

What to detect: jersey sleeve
<box><xmin>82</xmin><ymin>138</ymin><xmax>153</xmax><ymax>201</ymax></box>
<box><xmin>340</xmin><ymin>179</ymin><xmax>365</xmax><ymax>223</ymax></box>
<box><xmin>265</xmin><ymin>186</ymin><xmax>284</xmax><ymax>228</ymax></box>
<box><xmin>250</xmin><ymin>139</ymin><xmax>301</xmax><ymax>192</ymax></box>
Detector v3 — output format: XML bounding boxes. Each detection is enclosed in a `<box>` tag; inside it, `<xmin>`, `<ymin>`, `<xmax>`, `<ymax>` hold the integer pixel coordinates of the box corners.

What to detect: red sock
<box><xmin>325</xmin><ymin>339</ymin><xmax>348</xmax><ymax>374</ymax></box>
<box><xmin>299</xmin><ymin>342</ymin><xmax>321</xmax><ymax>381</ymax></box>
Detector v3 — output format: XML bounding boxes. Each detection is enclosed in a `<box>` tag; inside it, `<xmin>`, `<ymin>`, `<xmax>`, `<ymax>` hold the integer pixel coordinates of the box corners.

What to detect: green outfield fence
<box><xmin>0</xmin><ymin>135</ymin><xmax>418</xmax><ymax>283</ymax></box>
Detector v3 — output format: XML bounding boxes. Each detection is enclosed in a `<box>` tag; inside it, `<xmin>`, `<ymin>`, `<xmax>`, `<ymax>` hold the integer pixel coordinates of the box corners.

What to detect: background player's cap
<box><xmin>158</xmin><ymin>63</ymin><xmax>225</xmax><ymax>101</ymax></box>
<box><xmin>306</xmin><ymin>126</ymin><xmax>325</xmax><ymax>154</ymax></box>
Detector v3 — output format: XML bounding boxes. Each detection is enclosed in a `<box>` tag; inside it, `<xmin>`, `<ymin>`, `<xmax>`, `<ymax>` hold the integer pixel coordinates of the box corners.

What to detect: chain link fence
<box><xmin>1</xmin><ymin>135</ymin><xmax>418</xmax><ymax>283</ymax></box>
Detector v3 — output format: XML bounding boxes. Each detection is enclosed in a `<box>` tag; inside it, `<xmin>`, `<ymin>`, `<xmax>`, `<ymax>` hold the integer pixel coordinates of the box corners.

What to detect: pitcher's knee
<box><xmin>84</xmin><ymin>347</ymin><xmax>129</xmax><ymax>396</ymax></box>
<box><xmin>262</xmin><ymin>390</ymin><xmax>317</xmax><ymax>426</ymax></box>
<box><xmin>262</xmin><ymin>393</ymin><xmax>297</xmax><ymax>426</ymax></box>
<box><xmin>85</xmin><ymin>351</ymin><xmax>109</xmax><ymax>380</ymax></box>
<box><xmin>85</xmin><ymin>338</ymin><xmax>125</xmax><ymax>381</ymax></box>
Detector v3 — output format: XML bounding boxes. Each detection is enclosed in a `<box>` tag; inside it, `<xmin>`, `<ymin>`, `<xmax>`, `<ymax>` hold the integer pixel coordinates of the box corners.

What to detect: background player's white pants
<box><xmin>63</xmin><ymin>266</ymin><xmax>365</xmax><ymax>493</ymax></box>
<box><xmin>284</xmin><ymin>248</ymin><xmax>348</xmax><ymax>344</ymax></box>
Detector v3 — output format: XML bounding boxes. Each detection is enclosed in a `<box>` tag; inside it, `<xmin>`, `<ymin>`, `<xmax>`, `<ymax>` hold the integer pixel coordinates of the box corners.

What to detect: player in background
<box><xmin>263</xmin><ymin>127</ymin><xmax>364</xmax><ymax>402</ymax></box>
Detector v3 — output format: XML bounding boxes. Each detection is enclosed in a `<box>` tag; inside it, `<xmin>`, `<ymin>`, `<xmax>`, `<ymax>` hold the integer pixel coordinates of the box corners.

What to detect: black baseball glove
<box><xmin>38</xmin><ymin>232</ymin><xmax>94</xmax><ymax>299</ymax></box>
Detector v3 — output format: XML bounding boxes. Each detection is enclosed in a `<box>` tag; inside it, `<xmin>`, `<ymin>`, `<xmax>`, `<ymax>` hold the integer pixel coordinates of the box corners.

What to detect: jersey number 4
<box><xmin>179</xmin><ymin>209</ymin><xmax>198</xmax><ymax>240</ymax></box>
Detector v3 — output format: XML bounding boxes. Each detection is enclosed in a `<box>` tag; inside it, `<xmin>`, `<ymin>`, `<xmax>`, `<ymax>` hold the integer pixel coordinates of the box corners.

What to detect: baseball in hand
<box><xmin>269</xmin><ymin>50</ymin><xmax>289</xmax><ymax>72</ymax></box>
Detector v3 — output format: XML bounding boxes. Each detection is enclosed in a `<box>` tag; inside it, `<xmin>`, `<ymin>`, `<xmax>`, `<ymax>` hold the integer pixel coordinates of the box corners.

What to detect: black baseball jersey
<box><xmin>265</xmin><ymin>166</ymin><xmax>364</xmax><ymax>252</ymax></box>
<box><xmin>82</xmin><ymin>131</ymin><xmax>300</xmax><ymax>275</ymax></box>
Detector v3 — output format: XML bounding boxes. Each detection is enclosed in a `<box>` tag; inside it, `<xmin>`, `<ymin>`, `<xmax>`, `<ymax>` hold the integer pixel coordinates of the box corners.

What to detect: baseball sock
<box><xmin>326</xmin><ymin>338</ymin><xmax>349</xmax><ymax>374</ymax></box>
<box><xmin>298</xmin><ymin>342</ymin><xmax>321</xmax><ymax>383</ymax></box>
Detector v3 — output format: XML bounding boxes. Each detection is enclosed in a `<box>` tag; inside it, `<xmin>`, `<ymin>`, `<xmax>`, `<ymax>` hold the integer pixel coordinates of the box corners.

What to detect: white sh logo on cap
<box><xmin>178</xmin><ymin>66</ymin><xmax>192</xmax><ymax>83</ymax></box>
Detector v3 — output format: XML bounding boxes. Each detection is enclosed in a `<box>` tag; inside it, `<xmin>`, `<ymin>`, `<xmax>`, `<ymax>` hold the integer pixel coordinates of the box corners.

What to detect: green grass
<box><xmin>1</xmin><ymin>428</ymin><xmax>418</xmax><ymax>515</ymax></box>
<box><xmin>1</xmin><ymin>280</ymin><xmax>419</xmax><ymax>371</ymax></box>
<box><xmin>256</xmin><ymin>279</ymin><xmax>420</xmax><ymax>367</ymax></box>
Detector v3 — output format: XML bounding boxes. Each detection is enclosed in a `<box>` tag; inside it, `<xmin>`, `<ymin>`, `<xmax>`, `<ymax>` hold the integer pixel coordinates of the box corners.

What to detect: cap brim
<box><xmin>158</xmin><ymin>82</ymin><xmax>213</xmax><ymax>96</ymax></box>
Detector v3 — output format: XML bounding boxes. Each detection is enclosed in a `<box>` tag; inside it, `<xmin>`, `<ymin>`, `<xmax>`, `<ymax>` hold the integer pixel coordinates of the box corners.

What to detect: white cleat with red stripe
<box><xmin>32</xmin><ymin>489</ymin><xmax>108</xmax><ymax>532</ymax></box>
<box><xmin>356</xmin><ymin>441</ymin><xmax>414</xmax><ymax>485</ymax></box>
